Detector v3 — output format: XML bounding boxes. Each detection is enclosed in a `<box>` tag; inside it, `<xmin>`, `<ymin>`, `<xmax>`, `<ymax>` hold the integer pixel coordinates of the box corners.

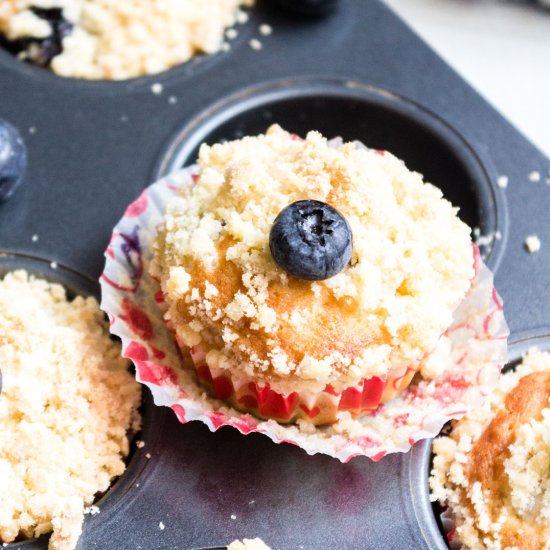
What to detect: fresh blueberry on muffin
<box><xmin>269</xmin><ymin>200</ymin><xmax>353</xmax><ymax>281</ymax></box>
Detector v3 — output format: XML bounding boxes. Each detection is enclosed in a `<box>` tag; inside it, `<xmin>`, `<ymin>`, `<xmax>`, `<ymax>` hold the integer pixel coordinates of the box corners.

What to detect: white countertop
<box><xmin>384</xmin><ymin>0</ymin><xmax>550</xmax><ymax>157</ymax></box>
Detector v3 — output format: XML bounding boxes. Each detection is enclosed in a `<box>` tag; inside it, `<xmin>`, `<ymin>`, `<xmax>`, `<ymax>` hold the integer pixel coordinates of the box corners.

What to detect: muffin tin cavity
<box><xmin>0</xmin><ymin>254</ymin><xmax>162</xmax><ymax>549</ymax></box>
<box><xmin>407</xmin><ymin>336</ymin><xmax>550</xmax><ymax>550</ymax></box>
<box><xmin>155</xmin><ymin>78</ymin><xmax>500</xmax><ymax>260</ymax></box>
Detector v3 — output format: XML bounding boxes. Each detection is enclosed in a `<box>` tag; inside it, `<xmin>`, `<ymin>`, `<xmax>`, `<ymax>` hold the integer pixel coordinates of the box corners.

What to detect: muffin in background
<box><xmin>430</xmin><ymin>347</ymin><xmax>550</xmax><ymax>549</ymax></box>
<box><xmin>0</xmin><ymin>270</ymin><xmax>141</xmax><ymax>550</ymax></box>
<box><xmin>0</xmin><ymin>0</ymin><xmax>254</xmax><ymax>79</ymax></box>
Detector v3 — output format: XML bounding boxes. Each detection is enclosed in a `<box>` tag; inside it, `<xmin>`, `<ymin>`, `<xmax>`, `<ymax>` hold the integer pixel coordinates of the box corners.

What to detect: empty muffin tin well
<box><xmin>406</xmin><ymin>335</ymin><xmax>550</xmax><ymax>550</ymax></box>
<box><xmin>0</xmin><ymin>254</ymin><xmax>164</xmax><ymax>550</ymax></box>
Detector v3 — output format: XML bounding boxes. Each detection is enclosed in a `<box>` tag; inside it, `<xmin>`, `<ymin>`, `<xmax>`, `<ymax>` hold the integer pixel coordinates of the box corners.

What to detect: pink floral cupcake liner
<box><xmin>100</xmin><ymin>164</ymin><xmax>508</xmax><ymax>462</ymax></box>
<box><xmin>179</xmin><ymin>340</ymin><xmax>417</xmax><ymax>425</ymax></box>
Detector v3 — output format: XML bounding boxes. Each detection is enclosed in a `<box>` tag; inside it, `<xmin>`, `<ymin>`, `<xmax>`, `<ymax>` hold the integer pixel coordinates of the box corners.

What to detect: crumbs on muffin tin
<box><xmin>430</xmin><ymin>348</ymin><xmax>550</xmax><ymax>550</ymax></box>
<box><xmin>0</xmin><ymin>270</ymin><xmax>141</xmax><ymax>550</ymax></box>
<box><xmin>227</xmin><ymin>538</ymin><xmax>271</xmax><ymax>550</ymax></box>
<box><xmin>0</xmin><ymin>0</ymin><xmax>254</xmax><ymax>79</ymax></box>
<box><xmin>151</xmin><ymin>124</ymin><xmax>473</xmax><ymax>395</ymax></box>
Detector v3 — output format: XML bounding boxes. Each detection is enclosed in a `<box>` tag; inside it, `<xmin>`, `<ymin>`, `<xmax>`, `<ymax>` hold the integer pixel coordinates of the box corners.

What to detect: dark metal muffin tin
<box><xmin>1</xmin><ymin>1</ymin><xmax>549</xmax><ymax>548</ymax></box>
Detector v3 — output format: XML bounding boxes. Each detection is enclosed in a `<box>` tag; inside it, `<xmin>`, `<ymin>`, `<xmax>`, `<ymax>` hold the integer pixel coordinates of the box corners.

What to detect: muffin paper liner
<box><xmin>439</xmin><ymin>506</ymin><xmax>461</xmax><ymax>549</ymax></box>
<box><xmin>100</xmin><ymin>164</ymin><xmax>508</xmax><ymax>462</ymax></box>
<box><xmin>185</xmin><ymin>341</ymin><xmax>417</xmax><ymax>425</ymax></box>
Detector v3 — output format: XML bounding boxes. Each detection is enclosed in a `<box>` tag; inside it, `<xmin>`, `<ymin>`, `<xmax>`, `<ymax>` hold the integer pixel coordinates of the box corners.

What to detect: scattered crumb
<box><xmin>50</xmin><ymin>261</ymin><xmax>58</xmax><ymax>270</ymax></box>
<box><xmin>259</xmin><ymin>24</ymin><xmax>272</xmax><ymax>36</ymax></box>
<box><xmin>151</xmin><ymin>82</ymin><xmax>163</xmax><ymax>95</ymax></box>
<box><xmin>227</xmin><ymin>539</ymin><xmax>270</xmax><ymax>550</ymax></box>
<box><xmin>135</xmin><ymin>483</ymin><xmax>140</xmax><ymax>488</ymax></box>
<box><xmin>226</xmin><ymin>28</ymin><xmax>238</xmax><ymax>40</ymax></box>
<box><xmin>135</xmin><ymin>440</ymin><xmax>145</xmax><ymax>448</ymax></box>
<box><xmin>237</xmin><ymin>10</ymin><xmax>249</xmax><ymax>24</ymax></box>
<box><xmin>168</xmin><ymin>96</ymin><xmax>178</xmax><ymax>105</ymax></box>
<box><xmin>230</xmin><ymin>514</ymin><xmax>237</xmax><ymax>520</ymax></box>
<box><xmin>525</xmin><ymin>235</ymin><xmax>541</xmax><ymax>253</ymax></box>
<box><xmin>249</xmin><ymin>38</ymin><xmax>262</xmax><ymax>50</ymax></box>
<box><xmin>31</xmin><ymin>234</ymin><xmax>38</xmax><ymax>242</ymax></box>
<box><xmin>145</xmin><ymin>453</ymin><xmax>151</xmax><ymax>459</ymax></box>
<box><xmin>221</xmin><ymin>42</ymin><xmax>231</xmax><ymax>52</ymax></box>
<box><xmin>496</xmin><ymin>175</ymin><xmax>508</xmax><ymax>189</ymax></box>
<box><xmin>474</xmin><ymin>230</ymin><xmax>497</xmax><ymax>248</ymax></box>
<box><xmin>120</xmin><ymin>115</ymin><xmax>128</xmax><ymax>123</ymax></box>
<box><xmin>158</xmin><ymin>522</ymin><xmax>165</xmax><ymax>531</ymax></box>
<box><xmin>529</xmin><ymin>170</ymin><xmax>541</xmax><ymax>182</ymax></box>
<box><xmin>83</xmin><ymin>506</ymin><xmax>100</xmax><ymax>516</ymax></box>
<box><xmin>28</xmin><ymin>126</ymin><xmax>36</xmax><ymax>134</ymax></box>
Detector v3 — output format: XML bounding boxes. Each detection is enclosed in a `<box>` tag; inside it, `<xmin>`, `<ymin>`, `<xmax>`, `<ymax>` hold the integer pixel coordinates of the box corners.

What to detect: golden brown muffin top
<box><xmin>0</xmin><ymin>270</ymin><xmax>141</xmax><ymax>550</ymax></box>
<box><xmin>431</xmin><ymin>348</ymin><xmax>550</xmax><ymax>550</ymax></box>
<box><xmin>152</xmin><ymin>125</ymin><xmax>473</xmax><ymax>394</ymax></box>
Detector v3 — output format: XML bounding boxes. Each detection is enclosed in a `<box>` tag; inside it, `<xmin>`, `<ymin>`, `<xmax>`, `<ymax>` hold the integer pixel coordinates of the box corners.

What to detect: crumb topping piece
<box><xmin>0</xmin><ymin>0</ymin><xmax>254</xmax><ymax>79</ymax></box>
<box><xmin>153</xmin><ymin>125</ymin><xmax>473</xmax><ymax>394</ymax></box>
<box><xmin>430</xmin><ymin>348</ymin><xmax>550</xmax><ymax>550</ymax></box>
<box><xmin>525</xmin><ymin>234</ymin><xmax>541</xmax><ymax>254</ymax></box>
<box><xmin>227</xmin><ymin>538</ymin><xmax>271</xmax><ymax>550</ymax></box>
<box><xmin>0</xmin><ymin>270</ymin><xmax>141</xmax><ymax>550</ymax></box>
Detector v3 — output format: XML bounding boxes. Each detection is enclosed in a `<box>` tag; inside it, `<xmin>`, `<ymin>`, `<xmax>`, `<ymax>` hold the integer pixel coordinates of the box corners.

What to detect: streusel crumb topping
<box><xmin>0</xmin><ymin>0</ymin><xmax>254</xmax><ymax>79</ymax></box>
<box><xmin>0</xmin><ymin>270</ymin><xmax>141</xmax><ymax>550</ymax></box>
<box><xmin>430</xmin><ymin>348</ymin><xmax>550</xmax><ymax>550</ymax></box>
<box><xmin>152</xmin><ymin>125</ymin><xmax>473</xmax><ymax>394</ymax></box>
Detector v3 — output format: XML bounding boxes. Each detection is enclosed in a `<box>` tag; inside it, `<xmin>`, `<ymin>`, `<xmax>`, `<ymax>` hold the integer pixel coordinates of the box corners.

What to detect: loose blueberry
<box><xmin>276</xmin><ymin>0</ymin><xmax>340</xmax><ymax>16</ymax></box>
<box><xmin>0</xmin><ymin>119</ymin><xmax>28</xmax><ymax>203</ymax></box>
<box><xmin>269</xmin><ymin>200</ymin><xmax>353</xmax><ymax>281</ymax></box>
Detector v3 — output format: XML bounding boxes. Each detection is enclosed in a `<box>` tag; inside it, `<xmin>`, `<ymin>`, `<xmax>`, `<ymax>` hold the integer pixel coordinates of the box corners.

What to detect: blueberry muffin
<box><xmin>0</xmin><ymin>270</ymin><xmax>141</xmax><ymax>550</ymax></box>
<box><xmin>151</xmin><ymin>125</ymin><xmax>474</xmax><ymax>425</ymax></box>
<box><xmin>0</xmin><ymin>0</ymin><xmax>253</xmax><ymax>79</ymax></box>
<box><xmin>430</xmin><ymin>348</ymin><xmax>550</xmax><ymax>550</ymax></box>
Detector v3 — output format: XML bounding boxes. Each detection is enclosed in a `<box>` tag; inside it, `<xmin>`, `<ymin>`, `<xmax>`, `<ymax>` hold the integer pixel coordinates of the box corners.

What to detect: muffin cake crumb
<box><xmin>249</xmin><ymin>38</ymin><xmax>262</xmax><ymax>50</ymax></box>
<box><xmin>0</xmin><ymin>270</ymin><xmax>141</xmax><ymax>550</ymax></box>
<box><xmin>151</xmin><ymin>82</ymin><xmax>163</xmax><ymax>95</ymax></box>
<box><xmin>227</xmin><ymin>538</ymin><xmax>271</xmax><ymax>550</ymax></box>
<box><xmin>525</xmin><ymin>234</ymin><xmax>541</xmax><ymax>253</ymax></box>
<box><xmin>496</xmin><ymin>175</ymin><xmax>508</xmax><ymax>189</ymax></box>
<box><xmin>529</xmin><ymin>170</ymin><xmax>541</xmax><ymax>182</ymax></box>
<box><xmin>259</xmin><ymin>24</ymin><xmax>272</xmax><ymax>36</ymax></box>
